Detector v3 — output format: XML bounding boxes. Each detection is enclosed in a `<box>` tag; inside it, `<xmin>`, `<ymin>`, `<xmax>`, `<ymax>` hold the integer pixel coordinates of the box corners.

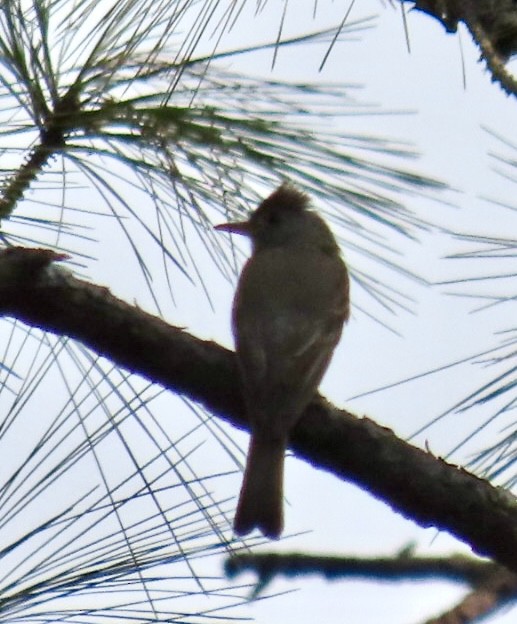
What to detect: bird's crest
<box><xmin>259</xmin><ymin>184</ymin><xmax>310</xmax><ymax>214</ymax></box>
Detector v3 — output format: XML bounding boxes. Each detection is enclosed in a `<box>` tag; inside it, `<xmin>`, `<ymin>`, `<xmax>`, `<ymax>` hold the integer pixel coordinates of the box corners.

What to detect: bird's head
<box><xmin>215</xmin><ymin>184</ymin><xmax>340</xmax><ymax>255</ymax></box>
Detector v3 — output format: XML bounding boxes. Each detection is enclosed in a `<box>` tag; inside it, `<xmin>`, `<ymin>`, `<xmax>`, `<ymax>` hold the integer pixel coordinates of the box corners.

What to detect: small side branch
<box><xmin>226</xmin><ymin>551</ymin><xmax>517</xmax><ymax>623</ymax></box>
<box><xmin>0</xmin><ymin>88</ymin><xmax>80</xmax><ymax>220</ymax></box>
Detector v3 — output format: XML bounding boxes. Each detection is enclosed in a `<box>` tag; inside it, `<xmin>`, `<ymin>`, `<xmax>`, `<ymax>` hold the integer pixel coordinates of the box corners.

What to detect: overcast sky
<box><xmin>2</xmin><ymin>2</ymin><xmax>515</xmax><ymax>624</ymax></box>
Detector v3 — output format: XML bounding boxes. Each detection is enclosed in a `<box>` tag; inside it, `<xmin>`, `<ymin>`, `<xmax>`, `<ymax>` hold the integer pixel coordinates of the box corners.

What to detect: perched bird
<box><xmin>215</xmin><ymin>184</ymin><xmax>349</xmax><ymax>538</ymax></box>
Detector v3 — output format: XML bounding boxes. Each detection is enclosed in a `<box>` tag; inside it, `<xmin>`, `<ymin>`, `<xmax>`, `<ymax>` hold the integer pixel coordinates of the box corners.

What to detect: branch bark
<box><xmin>226</xmin><ymin>551</ymin><xmax>517</xmax><ymax>624</ymax></box>
<box><xmin>405</xmin><ymin>0</ymin><xmax>517</xmax><ymax>97</ymax></box>
<box><xmin>1</xmin><ymin>247</ymin><xmax>516</xmax><ymax>574</ymax></box>
<box><xmin>225</xmin><ymin>551</ymin><xmax>503</xmax><ymax>585</ymax></box>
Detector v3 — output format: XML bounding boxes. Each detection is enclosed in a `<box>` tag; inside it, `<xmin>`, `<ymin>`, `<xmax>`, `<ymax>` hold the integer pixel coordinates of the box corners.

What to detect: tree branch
<box><xmin>226</xmin><ymin>551</ymin><xmax>517</xmax><ymax>624</ymax></box>
<box><xmin>425</xmin><ymin>567</ymin><xmax>517</xmax><ymax>624</ymax></box>
<box><xmin>0</xmin><ymin>247</ymin><xmax>516</xmax><ymax>574</ymax></box>
<box><xmin>0</xmin><ymin>88</ymin><xmax>81</xmax><ymax>220</ymax></box>
<box><xmin>225</xmin><ymin>551</ymin><xmax>503</xmax><ymax>585</ymax></box>
<box><xmin>404</xmin><ymin>0</ymin><xmax>517</xmax><ymax>97</ymax></box>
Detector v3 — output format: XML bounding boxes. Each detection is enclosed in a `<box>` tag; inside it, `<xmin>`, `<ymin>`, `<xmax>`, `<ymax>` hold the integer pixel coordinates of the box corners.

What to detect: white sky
<box><xmin>1</xmin><ymin>2</ymin><xmax>516</xmax><ymax>624</ymax></box>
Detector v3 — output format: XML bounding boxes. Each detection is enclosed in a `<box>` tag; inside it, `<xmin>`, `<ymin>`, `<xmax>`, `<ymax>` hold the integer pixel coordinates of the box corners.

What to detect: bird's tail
<box><xmin>233</xmin><ymin>435</ymin><xmax>285</xmax><ymax>539</ymax></box>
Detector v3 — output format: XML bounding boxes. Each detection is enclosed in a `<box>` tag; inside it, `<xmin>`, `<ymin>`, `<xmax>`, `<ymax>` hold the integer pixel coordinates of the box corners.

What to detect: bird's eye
<box><xmin>266</xmin><ymin>210</ymin><xmax>281</xmax><ymax>225</ymax></box>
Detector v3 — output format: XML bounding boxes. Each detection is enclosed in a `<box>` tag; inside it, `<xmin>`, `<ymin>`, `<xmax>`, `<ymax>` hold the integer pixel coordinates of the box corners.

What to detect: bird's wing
<box><xmin>232</xmin><ymin>247</ymin><xmax>348</xmax><ymax>435</ymax></box>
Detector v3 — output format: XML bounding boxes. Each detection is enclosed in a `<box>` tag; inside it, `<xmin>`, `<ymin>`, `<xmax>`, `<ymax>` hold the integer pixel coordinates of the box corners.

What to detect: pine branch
<box><xmin>0</xmin><ymin>246</ymin><xmax>516</xmax><ymax>575</ymax></box>
<box><xmin>226</xmin><ymin>551</ymin><xmax>517</xmax><ymax>624</ymax></box>
<box><xmin>225</xmin><ymin>551</ymin><xmax>502</xmax><ymax>585</ymax></box>
<box><xmin>404</xmin><ymin>0</ymin><xmax>517</xmax><ymax>97</ymax></box>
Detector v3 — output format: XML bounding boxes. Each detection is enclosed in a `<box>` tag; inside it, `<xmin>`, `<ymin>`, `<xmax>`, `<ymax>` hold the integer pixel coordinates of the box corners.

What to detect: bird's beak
<box><xmin>214</xmin><ymin>220</ymin><xmax>252</xmax><ymax>236</ymax></box>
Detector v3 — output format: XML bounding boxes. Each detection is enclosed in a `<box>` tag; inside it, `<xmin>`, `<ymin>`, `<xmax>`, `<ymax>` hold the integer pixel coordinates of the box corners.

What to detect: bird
<box><xmin>215</xmin><ymin>184</ymin><xmax>349</xmax><ymax>538</ymax></box>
